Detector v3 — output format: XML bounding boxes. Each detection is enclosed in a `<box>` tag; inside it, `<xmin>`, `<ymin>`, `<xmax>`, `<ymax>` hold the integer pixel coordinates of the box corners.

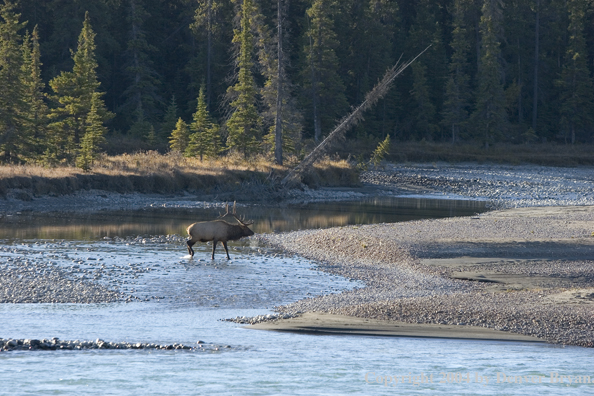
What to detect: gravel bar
<box><xmin>259</xmin><ymin>205</ymin><xmax>594</xmax><ymax>347</ymax></box>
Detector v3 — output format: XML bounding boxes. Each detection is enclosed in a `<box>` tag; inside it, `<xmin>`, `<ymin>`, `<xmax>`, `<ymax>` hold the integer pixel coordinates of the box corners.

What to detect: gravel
<box><xmin>259</xmin><ymin>204</ymin><xmax>594</xmax><ymax>347</ymax></box>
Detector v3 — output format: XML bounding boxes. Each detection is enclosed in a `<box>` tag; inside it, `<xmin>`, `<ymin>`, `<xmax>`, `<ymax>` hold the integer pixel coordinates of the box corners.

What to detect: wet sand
<box><xmin>259</xmin><ymin>205</ymin><xmax>594</xmax><ymax>347</ymax></box>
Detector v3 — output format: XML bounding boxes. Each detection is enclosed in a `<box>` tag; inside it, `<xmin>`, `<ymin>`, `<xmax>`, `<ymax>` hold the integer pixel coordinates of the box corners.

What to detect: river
<box><xmin>1</xmin><ymin>197</ymin><xmax>592</xmax><ymax>395</ymax></box>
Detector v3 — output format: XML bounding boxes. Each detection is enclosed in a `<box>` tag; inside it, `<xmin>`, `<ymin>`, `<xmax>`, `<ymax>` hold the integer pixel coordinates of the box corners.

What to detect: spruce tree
<box><xmin>77</xmin><ymin>93</ymin><xmax>107</xmax><ymax>171</ymax></box>
<box><xmin>441</xmin><ymin>0</ymin><xmax>472</xmax><ymax>143</ymax></box>
<box><xmin>225</xmin><ymin>0</ymin><xmax>261</xmax><ymax>157</ymax></box>
<box><xmin>556</xmin><ymin>0</ymin><xmax>594</xmax><ymax>144</ymax></box>
<box><xmin>122</xmin><ymin>0</ymin><xmax>160</xmax><ymax>136</ymax></box>
<box><xmin>169</xmin><ymin>117</ymin><xmax>190</xmax><ymax>153</ymax></box>
<box><xmin>471</xmin><ymin>0</ymin><xmax>507</xmax><ymax>149</ymax></box>
<box><xmin>302</xmin><ymin>0</ymin><xmax>348</xmax><ymax>142</ymax></box>
<box><xmin>0</xmin><ymin>0</ymin><xmax>26</xmax><ymax>163</ymax></box>
<box><xmin>160</xmin><ymin>95</ymin><xmax>178</xmax><ymax>142</ymax></box>
<box><xmin>48</xmin><ymin>11</ymin><xmax>112</xmax><ymax>163</ymax></box>
<box><xmin>186</xmin><ymin>86</ymin><xmax>219</xmax><ymax>161</ymax></box>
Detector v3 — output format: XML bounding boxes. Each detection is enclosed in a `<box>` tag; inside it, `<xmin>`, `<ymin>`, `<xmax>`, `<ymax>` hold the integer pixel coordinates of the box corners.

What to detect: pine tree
<box><xmin>556</xmin><ymin>0</ymin><xmax>594</xmax><ymax>144</ymax></box>
<box><xmin>191</xmin><ymin>0</ymin><xmax>221</xmax><ymax>111</ymax></box>
<box><xmin>122</xmin><ymin>0</ymin><xmax>161</xmax><ymax>136</ymax></box>
<box><xmin>186</xmin><ymin>86</ymin><xmax>219</xmax><ymax>160</ymax></box>
<box><xmin>225</xmin><ymin>0</ymin><xmax>261</xmax><ymax>157</ymax></box>
<box><xmin>302</xmin><ymin>0</ymin><xmax>348</xmax><ymax>142</ymax></box>
<box><xmin>169</xmin><ymin>117</ymin><xmax>190</xmax><ymax>153</ymax></box>
<box><xmin>471</xmin><ymin>0</ymin><xmax>507</xmax><ymax>149</ymax></box>
<box><xmin>258</xmin><ymin>0</ymin><xmax>302</xmax><ymax>163</ymax></box>
<box><xmin>406</xmin><ymin>0</ymin><xmax>447</xmax><ymax>141</ymax></box>
<box><xmin>77</xmin><ymin>93</ymin><xmax>107</xmax><ymax>171</ymax></box>
<box><xmin>441</xmin><ymin>0</ymin><xmax>472</xmax><ymax>143</ymax></box>
<box><xmin>48</xmin><ymin>11</ymin><xmax>112</xmax><ymax>163</ymax></box>
<box><xmin>0</xmin><ymin>1</ymin><xmax>27</xmax><ymax>163</ymax></box>
<box><xmin>160</xmin><ymin>95</ymin><xmax>178</xmax><ymax>142</ymax></box>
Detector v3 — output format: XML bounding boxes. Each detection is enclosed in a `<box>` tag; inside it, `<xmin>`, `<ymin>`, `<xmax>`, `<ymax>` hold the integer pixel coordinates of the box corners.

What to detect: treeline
<box><xmin>1</xmin><ymin>0</ymin><xmax>594</xmax><ymax>167</ymax></box>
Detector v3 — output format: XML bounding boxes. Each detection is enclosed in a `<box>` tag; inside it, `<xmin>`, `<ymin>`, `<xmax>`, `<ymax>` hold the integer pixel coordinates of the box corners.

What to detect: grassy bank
<box><xmin>0</xmin><ymin>152</ymin><xmax>359</xmax><ymax>200</ymax></box>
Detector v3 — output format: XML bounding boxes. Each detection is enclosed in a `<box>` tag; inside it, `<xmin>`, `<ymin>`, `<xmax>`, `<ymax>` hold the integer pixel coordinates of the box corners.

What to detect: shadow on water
<box><xmin>0</xmin><ymin>197</ymin><xmax>488</xmax><ymax>240</ymax></box>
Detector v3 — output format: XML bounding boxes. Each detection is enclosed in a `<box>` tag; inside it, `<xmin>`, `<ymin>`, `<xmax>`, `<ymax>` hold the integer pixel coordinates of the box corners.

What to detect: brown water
<box><xmin>0</xmin><ymin>197</ymin><xmax>488</xmax><ymax>240</ymax></box>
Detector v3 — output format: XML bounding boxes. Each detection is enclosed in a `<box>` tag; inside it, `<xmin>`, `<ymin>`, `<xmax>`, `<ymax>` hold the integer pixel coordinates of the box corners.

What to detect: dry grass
<box><xmin>0</xmin><ymin>151</ymin><xmax>359</xmax><ymax>199</ymax></box>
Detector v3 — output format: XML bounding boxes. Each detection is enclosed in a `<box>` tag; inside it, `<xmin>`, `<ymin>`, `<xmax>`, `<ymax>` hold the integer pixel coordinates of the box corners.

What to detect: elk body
<box><xmin>186</xmin><ymin>204</ymin><xmax>254</xmax><ymax>259</ymax></box>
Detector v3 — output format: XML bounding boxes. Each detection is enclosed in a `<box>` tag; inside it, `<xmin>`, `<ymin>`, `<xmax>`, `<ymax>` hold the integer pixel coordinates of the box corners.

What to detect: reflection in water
<box><xmin>0</xmin><ymin>197</ymin><xmax>488</xmax><ymax>240</ymax></box>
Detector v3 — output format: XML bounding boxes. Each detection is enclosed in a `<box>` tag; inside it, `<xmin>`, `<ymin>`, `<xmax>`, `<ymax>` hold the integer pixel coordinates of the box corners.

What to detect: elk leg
<box><xmin>222</xmin><ymin>241</ymin><xmax>230</xmax><ymax>260</ymax></box>
<box><xmin>211</xmin><ymin>240</ymin><xmax>217</xmax><ymax>260</ymax></box>
<box><xmin>187</xmin><ymin>241</ymin><xmax>195</xmax><ymax>257</ymax></box>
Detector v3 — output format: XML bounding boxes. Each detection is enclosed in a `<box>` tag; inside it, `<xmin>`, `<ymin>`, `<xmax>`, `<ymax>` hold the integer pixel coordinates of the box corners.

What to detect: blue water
<box><xmin>1</xmin><ymin>199</ymin><xmax>593</xmax><ymax>395</ymax></box>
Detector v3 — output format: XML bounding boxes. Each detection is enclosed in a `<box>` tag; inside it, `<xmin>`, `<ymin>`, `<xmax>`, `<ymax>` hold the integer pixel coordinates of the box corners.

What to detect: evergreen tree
<box><xmin>0</xmin><ymin>0</ymin><xmax>26</xmax><ymax>163</ymax></box>
<box><xmin>77</xmin><ymin>93</ymin><xmax>107</xmax><ymax>170</ymax></box>
<box><xmin>122</xmin><ymin>0</ymin><xmax>161</xmax><ymax>136</ymax></box>
<box><xmin>186</xmin><ymin>86</ymin><xmax>219</xmax><ymax>160</ymax></box>
<box><xmin>160</xmin><ymin>95</ymin><xmax>178</xmax><ymax>141</ymax></box>
<box><xmin>191</xmin><ymin>0</ymin><xmax>221</xmax><ymax>111</ymax></box>
<box><xmin>225</xmin><ymin>0</ymin><xmax>261</xmax><ymax>157</ymax></box>
<box><xmin>302</xmin><ymin>0</ymin><xmax>348</xmax><ymax>142</ymax></box>
<box><xmin>556</xmin><ymin>0</ymin><xmax>594</xmax><ymax>144</ymax></box>
<box><xmin>48</xmin><ymin>11</ymin><xmax>113</xmax><ymax>163</ymax></box>
<box><xmin>406</xmin><ymin>0</ymin><xmax>447</xmax><ymax>141</ymax></box>
<box><xmin>471</xmin><ymin>0</ymin><xmax>507</xmax><ymax>149</ymax></box>
<box><xmin>441</xmin><ymin>0</ymin><xmax>472</xmax><ymax>143</ymax></box>
<box><xmin>258</xmin><ymin>0</ymin><xmax>302</xmax><ymax>163</ymax></box>
<box><xmin>169</xmin><ymin>117</ymin><xmax>190</xmax><ymax>153</ymax></box>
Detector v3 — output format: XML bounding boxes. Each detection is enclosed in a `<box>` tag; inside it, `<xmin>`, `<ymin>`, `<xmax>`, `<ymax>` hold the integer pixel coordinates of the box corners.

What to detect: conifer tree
<box><xmin>441</xmin><ymin>0</ymin><xmax>472</xmax><ymax>143</ymax></box>
<box><xmin>160</xmin><ymin>95</ymin><xmax>178</xmax><ymax>141</ymax></box>
<box><xmin>225</xmin><ymin>0</ymin><xmax>261</xmax><ymax>157</ymax></box>
<box><xmin>169</xmin><ymin>117</ymin><xmax>190</xmax><ymax>153</ymax></box>
<box><xmin>48</xmin><ymin>11</ymin><xmax>112</xmax><ymax>163</ymax></box>
<box><xmin>191</xmin><ymin>0</ymin><xmax>220</xmax><ymax>111</ymax></box>
<box><xmin>257</xmin><ymin>0</ymin><xmax>302</xmax><ymax>163</ymax></box>
<box><xmin>302</xmin><ymin>0</ymin><xmax>347</xmax><ymax>142</ymax></box>
<box><xmin>0</xmin><ymin>0</ymin><xmax>26</xmax><ymax>163</ymax></box>
<box><xmin>556</xmin><ymin>0</ymin><xmax>594</xmax><ymax>144</ymax></box>
<box><xmin>76</xmin><ymin>93</ymin><xmax>107</xmax><ymax>170</ymax></box>
<box><xmin>186</xmin><ymin>86</ymin><xmax>219</xmax><ymax>161</ymax></box>
<box><xmin>406</xmin><ymin>0</ymin><xmax>447</xmax><ymax>141</ymax></box>
<box><xmin>472</xmin><ymin>0</ymin><xmax>507</xmax><ymax>149</ymax></box>
<box><xmin>122</xmin><ymin>0</ymin><xmax>160</xmax><ymax>136</ymax></box>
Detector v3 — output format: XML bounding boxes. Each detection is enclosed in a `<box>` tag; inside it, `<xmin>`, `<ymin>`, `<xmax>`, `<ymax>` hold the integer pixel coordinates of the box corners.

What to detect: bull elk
<box><xmin>186</xmin><ymin>202</ymin><xmax>254</xmax><ymax>259</ymax></box>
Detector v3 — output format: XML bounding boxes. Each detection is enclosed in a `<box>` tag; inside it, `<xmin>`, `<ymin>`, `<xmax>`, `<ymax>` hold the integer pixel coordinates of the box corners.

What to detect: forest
<box><xmin>0</xmin><ymin>0</ymin><xmax>593</xmax><ymax>168</ymax></box>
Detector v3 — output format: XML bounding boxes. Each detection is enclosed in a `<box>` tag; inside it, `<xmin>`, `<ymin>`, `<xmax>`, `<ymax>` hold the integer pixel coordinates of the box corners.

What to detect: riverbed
<box><xmin>1</xmin><ymin>163</ymin><xmax>594</xmax><ymax>395</ymax></box>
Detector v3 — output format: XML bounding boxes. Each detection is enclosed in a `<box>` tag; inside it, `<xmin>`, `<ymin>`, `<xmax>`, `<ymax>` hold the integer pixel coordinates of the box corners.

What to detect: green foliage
<box><xmin>76</xmin><ymin>93</ymin><xmax>107</xmax><ymax>171</ymax></box>
<box><xmin>441</xmin><ymin>0</ymin><xmax>471</xmax><ymax>143</ymax></box>
<box><xmin>169</xmin><ymin>117</ymin><xmax>190</xmax><ymax>153</ymax></box>
<box><xmin>556</xmin><ymin>0</ymin><xmax>594</xmax><ymax>144</ymax></box>
<box><xmin>47</xmin><ymin>12</ymin><xmax>112</xmax><ymax>163</ymax></box>
<box><xmin>302</xmin><ymin>0</ymin><xmax>348</xmax><ymax>142</ymax></box>
<box><xmin>370</xmin><ymin>134</ymin><xmax>391</xmax><ymax>167</ymax></box>
<box><xmin>225</xmin><ymin>0</ymin><xmax>261</xmax><ymax>157</ymax></box>
<box><xmin>471</xmin><ymin>0</ymin><xmax>507</xmax><ymax>149</ymax></box>
<box><xmin>186</xmin><ymin>87</ymin><xmax>219</xmax><ymax>160</ymax></box>
<box><xmin>160</xmin><ymin>96</ymin><xmax>178</xmax><ymax>142</ymax></box>
<box><xmin>0</xmin><ymin>1</ymin><xmax>27</xmax><ymax>163</ymax></box>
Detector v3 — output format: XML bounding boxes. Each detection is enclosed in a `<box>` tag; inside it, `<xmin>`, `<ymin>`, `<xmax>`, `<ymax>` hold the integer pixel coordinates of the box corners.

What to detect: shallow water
<box><xmin>1</xmin><ymin>198</ymin><xmax>593</xmax><ymax>395</ymax></box>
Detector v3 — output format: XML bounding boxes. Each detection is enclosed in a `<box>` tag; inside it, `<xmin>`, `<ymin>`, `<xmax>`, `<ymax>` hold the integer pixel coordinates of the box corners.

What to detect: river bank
<box><xmin>258</xmin><ymin>204</ymin><xmax>594</xmax><ymax>347</ymax></box>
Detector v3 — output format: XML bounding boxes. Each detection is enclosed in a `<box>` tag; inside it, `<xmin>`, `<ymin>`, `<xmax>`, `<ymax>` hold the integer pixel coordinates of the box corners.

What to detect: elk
<box><xmin>186</xmin><ymin>203</ymin><xmax>254</xmax><ymax>259</ymax></box>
